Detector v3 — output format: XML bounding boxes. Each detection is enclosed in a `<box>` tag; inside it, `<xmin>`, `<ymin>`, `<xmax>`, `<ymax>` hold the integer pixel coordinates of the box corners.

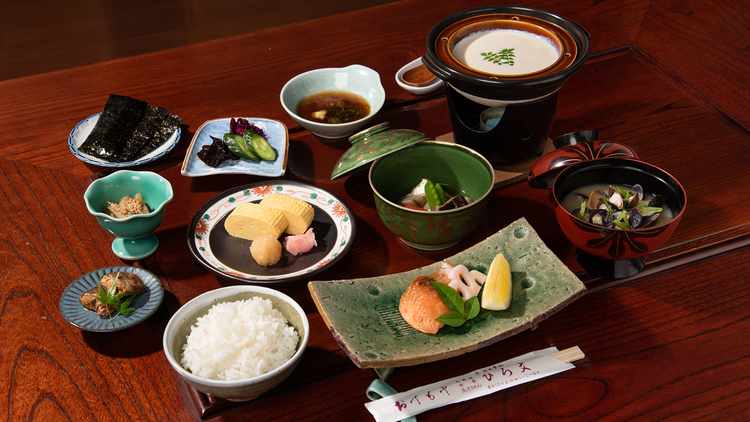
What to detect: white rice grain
<box><xmin>180</xmin><ymin>297</ymin><xmax>299</xmax><ymax>381</ymax></box>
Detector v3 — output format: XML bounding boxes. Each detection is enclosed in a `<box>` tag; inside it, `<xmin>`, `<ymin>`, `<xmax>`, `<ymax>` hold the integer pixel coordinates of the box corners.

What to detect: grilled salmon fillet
<box><xmin>429</xmin><ymin>262</ymin><xmax>454</xmax><ymax>285</ymax></box>
<box><xmin>399</xmin><ymin>275</ymin><xmax>451</xmax><ymax>334</ymax></box>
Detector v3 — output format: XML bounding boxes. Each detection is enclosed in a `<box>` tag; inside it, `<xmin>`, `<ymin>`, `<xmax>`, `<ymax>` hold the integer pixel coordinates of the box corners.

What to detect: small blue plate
<box><xmin>180</xmin><ymin>118</ymin><xmax>289</xmax><ymax>177</ymax></box>
<box><xmin>68</xmin><ymin>113</ymin><xmax>181</xmax><ymax>167</ymax></box>
<box><xmin>59</xmin><ymin>265</ymin><xmax>165</xmax><ymax>332</ymax></box>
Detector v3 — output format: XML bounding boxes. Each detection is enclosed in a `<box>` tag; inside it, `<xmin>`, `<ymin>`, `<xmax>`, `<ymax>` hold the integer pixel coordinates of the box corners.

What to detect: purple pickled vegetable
<box><xmin>249</xmin><ymin>123</ymin><xmax>266</xmax><ymax>138</ymax></box>
<box><xmin>230</xmin><ymin>118</ymin><xmax>266</xmax><ymax>138</ymax></box>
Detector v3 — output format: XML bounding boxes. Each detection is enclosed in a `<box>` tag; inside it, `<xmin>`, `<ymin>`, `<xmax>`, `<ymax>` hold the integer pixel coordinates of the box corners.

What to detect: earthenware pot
<box><xmin>421</xmin><ymin>6</ymin><xmax>589</xmax><ymax>167</ymax></box>
<box><xmin>422</xmin><ymin>5</ymin><xmax>589</xmax><ymax>104</ymax></box>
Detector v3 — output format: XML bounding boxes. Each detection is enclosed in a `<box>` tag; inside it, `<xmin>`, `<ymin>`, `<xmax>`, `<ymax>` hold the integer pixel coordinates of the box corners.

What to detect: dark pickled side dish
<box><xmin>197</xmin><ymin>136</ymin><xmax>240</xmax><ymax>167</ymax></box>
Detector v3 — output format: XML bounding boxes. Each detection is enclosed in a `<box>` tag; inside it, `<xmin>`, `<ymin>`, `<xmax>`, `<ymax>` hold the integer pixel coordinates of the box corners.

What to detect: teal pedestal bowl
<box><xmin>84</xmin><ymin>170</ymin><xmax>173</xmax><ymax>260</ymax></box>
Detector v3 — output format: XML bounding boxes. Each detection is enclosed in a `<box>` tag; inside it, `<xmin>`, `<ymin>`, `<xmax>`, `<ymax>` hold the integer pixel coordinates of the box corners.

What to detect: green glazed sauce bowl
<box><xmin>368</xmin><ymin>141</ymin><xmax>495</xmax><ymax>250</ymax></box>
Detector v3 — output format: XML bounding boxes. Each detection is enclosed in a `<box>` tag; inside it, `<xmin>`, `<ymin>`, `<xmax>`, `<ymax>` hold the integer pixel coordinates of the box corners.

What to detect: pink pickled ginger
<box><xmin>284</xmin><ymin>228</ymin><xmax>317</xmax><ymax>256</ymax></box>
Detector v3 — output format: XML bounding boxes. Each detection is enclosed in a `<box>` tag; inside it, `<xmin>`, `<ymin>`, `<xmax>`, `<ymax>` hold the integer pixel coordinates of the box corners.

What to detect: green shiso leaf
<box><xmin>431</xmin><ymin>280</ymin><xmax>481</xmax><ymax>328</ymax></box>
<box><xmin>465</xmin><ymin>296</ymin><xmax>480</xmax><ymax>320</ymax></box>
<box><xmin>432</xmin><ymin>280</ymin><xmax>464</xmax><ymax>313</ymax></box>
<box><xmin>435</xmin><ymin>311</ymin><xmax>468</xmax><ymax>327</ymax></box>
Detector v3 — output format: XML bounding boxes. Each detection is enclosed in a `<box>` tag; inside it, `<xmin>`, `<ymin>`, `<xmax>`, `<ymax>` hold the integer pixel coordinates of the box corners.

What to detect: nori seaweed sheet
<box><xmin>77</xmin><ymin>95</ymin><xmax>182</xmax><ymax>163</ymax></box>
<box><xmin>78</xmin><ymin>95</ymin><xmax>148</xmax><ymax>161</ymax></box>
<box><xmin>120</xmin><ymin>105</ymin><xmax>169</xmax><ymax>161</ymax></box>
<box><xmin>137</xmin><ymin>114</ymin><xmax>182</xmax><ymax>157</ymax></box>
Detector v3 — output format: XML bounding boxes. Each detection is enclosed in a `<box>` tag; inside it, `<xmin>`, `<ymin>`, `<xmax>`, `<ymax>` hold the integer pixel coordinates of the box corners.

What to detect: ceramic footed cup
<box><xmin>84</xmin><ymin>170</ymin><xmax>173</xmax><ymax>260</ymax></box>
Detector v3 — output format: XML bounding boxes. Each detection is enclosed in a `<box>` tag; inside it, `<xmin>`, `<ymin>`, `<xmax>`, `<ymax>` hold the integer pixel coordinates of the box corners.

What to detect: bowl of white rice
<box><xmin>162</xmin><ymin>285</ymin><xmax>309</xmax><ymax>401</ymax></box>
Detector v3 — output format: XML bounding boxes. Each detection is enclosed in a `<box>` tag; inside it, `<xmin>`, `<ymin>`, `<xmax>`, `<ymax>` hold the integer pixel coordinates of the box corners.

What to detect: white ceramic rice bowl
<box><xmin>163</xmin><ymin>285</ymin><xmax>309</xmax><ymax>401</ymax></box>
<box><xmin>280</xmin><ymin>64</ymin><xmax>385</xmax><ymax>139</ymax></box>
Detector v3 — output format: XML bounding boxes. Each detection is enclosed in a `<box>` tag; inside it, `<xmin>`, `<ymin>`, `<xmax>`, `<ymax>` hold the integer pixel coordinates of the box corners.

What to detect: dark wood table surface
<box><xmin>2</xmin><ymin>0</ymin><xmax>749</xmax><ymax>420</ymax></box>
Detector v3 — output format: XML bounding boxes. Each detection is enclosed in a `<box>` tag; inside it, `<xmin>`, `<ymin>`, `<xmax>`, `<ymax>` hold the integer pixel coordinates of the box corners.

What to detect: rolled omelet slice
<box><xmin>259</xmin><ymin>194</ymin><xmax>314</xmax><ymax>235</ymax></box>
<box><xmin>224</xmin><ymin>203</ymin><xmax>288</xmax><ymax>241</ymax></box>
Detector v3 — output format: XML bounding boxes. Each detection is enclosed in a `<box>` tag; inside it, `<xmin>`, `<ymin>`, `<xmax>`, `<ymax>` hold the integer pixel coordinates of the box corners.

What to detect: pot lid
<box><xmin>528</xmin><ymin>140</ymin><xmax>638</xmax><ymax>189</ymax></box>
<box><xmin>331</xmin><ymin>122</ymin><xmax>430</xmax><ymax>179</ymax></box>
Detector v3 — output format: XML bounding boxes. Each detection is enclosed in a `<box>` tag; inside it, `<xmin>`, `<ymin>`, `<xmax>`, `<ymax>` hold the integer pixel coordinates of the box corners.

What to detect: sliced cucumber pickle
<box><xmin>223</xmin><ymin>133</ymin><xmax>260</xmax><ymax>161</ymax></box>
<box><xmin>244</xmin><ymin>130</ymin><xmax>277</xmax><ymax>161</ymax></box>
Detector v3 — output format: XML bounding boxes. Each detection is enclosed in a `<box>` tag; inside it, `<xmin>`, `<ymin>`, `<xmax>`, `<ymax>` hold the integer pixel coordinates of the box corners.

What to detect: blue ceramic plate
<box><xmin>180</xmin><ymin>118</ymin><xmax>289</xmax><ymax>177</ymax></box>
<box><xmin>59</xmin><ymin>265</ymin><xmax>165</xmax><ymax>332</ymax></box>
<box><xmin>187</xmin><ymin>181</ymin><xmax>356</xmax><ymax>283</ymax></box>
<box><xmin>68</xmin><ymin>113</ymin><xmax>181</xmax><ymax>167</ymax></box>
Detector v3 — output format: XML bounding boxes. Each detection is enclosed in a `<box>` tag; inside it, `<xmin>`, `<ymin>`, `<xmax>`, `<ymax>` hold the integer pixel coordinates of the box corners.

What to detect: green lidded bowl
<box><xmin>368</xmin><ymin>141</ymin><xmax>495</xmax><ymax>250</ymax></box>
<box><xmin>84</xmin><ymin>170</ymin><xmax>173</xmax><ymax>260</ymax></box>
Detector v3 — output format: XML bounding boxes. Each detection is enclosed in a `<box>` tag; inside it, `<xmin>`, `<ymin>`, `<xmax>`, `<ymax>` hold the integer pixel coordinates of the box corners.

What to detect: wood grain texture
<box><xmin>0</xmin><ymin>0</ymin><xmax>400</xmax><ymax>81</ymax></box>
<box><xmin>0</xmin><ymin>0</ymin><xmax>749</xmax><ymax>420</ymax></box>
<box><xmin>634</xmin><ymin>0</ymin><xmax>750</xmax><ymax>133</ymax></box>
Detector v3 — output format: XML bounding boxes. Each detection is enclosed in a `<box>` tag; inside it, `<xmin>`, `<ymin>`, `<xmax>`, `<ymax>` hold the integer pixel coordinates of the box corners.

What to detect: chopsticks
<box><xmin>366</xmin><ymin>346</ymin><xmax>585</xmax><ymax>422</ymax></box>
<box><xmin>548</xmin><ymin>346</ymin><xmax>585</xmax><ymax>363</ymax></box>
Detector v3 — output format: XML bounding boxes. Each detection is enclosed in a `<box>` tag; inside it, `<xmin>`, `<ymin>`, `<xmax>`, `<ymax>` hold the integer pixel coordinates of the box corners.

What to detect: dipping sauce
<box><xmin>453</xmin><ymin>29</ymin><xmax>560</xmax><ymax>76</ymax></box>
<box><xmin>296</xmin><ymin>91</ymin><xmax>370</xmax><ymax>124</ymax></box>
<box><xmin>401</xmin><ymin>64</ymin><xmax>437</xmax><ymax>87</ymax></box>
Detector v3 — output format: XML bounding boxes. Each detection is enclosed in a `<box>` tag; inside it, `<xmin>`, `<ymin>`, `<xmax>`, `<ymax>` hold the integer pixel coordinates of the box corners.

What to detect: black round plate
<box><xmin>187</xmin><ymin>180</ymin><xmax>356</xmax><ymax>283</ymax></box>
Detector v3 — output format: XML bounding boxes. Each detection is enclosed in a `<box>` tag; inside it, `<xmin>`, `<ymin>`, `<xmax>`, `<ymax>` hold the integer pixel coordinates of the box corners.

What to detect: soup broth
<box><xmin>297</xmin><ymin>91</ymin><xmax>370</xmax><ymax>124</ymax></box>
<box><xmin>561</xmin><ymin>183</ymin><xmax>674</xmax><ymax>228</ymax></box>
<box><xmin>453</xmin><ymin>29</ymin><xmax>560</xmax><ymax>76</ymax></box>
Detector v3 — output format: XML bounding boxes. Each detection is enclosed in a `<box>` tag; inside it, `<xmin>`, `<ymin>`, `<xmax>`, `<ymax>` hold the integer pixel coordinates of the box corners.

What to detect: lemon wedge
<box><xmin>481</xmin><ymin>252</ymin><xmax>512</xmax><ymax>310</ymax></box>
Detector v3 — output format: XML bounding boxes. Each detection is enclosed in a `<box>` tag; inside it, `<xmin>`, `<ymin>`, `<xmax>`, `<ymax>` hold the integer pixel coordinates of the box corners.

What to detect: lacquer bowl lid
<box><xmin>528</xmin><ymin>140</ymin><xmax>639</xmax><ymax>189</ymax></box>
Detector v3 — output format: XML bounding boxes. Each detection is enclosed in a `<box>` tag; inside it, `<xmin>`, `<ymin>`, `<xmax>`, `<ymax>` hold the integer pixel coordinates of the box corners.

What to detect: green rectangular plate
<box><xmin>308</xmin><ymin>218</ymin><xmax>586</xmax><ymax>368</ymax></box>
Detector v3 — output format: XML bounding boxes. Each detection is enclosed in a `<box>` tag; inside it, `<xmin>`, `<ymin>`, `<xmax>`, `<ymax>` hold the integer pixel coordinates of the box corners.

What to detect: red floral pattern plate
<box><xmin>187</xmin><ymin>181</ymin><xmax>356</xmax><ymax>283</ymax></box>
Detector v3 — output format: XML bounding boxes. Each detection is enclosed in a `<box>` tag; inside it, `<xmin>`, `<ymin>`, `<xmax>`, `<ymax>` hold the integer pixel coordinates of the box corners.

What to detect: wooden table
<box><xmin>3</xmin><ymin>0</ymin><xmax>749</xmax><ymax>420</ymax></box>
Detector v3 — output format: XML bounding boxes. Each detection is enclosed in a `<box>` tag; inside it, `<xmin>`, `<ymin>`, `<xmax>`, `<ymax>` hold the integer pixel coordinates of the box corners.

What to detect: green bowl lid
<box><xmin>331</xmin><ymin>122</ymin><xmax>430</xmax><ymax>179</ymax></box>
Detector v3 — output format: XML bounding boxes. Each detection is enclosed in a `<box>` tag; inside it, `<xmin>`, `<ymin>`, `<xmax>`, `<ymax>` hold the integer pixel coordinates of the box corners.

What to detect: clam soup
<box><xmin>561</xmin><ymin>183</ymin><xmax>674</xmax><ymax>228</ymax></box>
